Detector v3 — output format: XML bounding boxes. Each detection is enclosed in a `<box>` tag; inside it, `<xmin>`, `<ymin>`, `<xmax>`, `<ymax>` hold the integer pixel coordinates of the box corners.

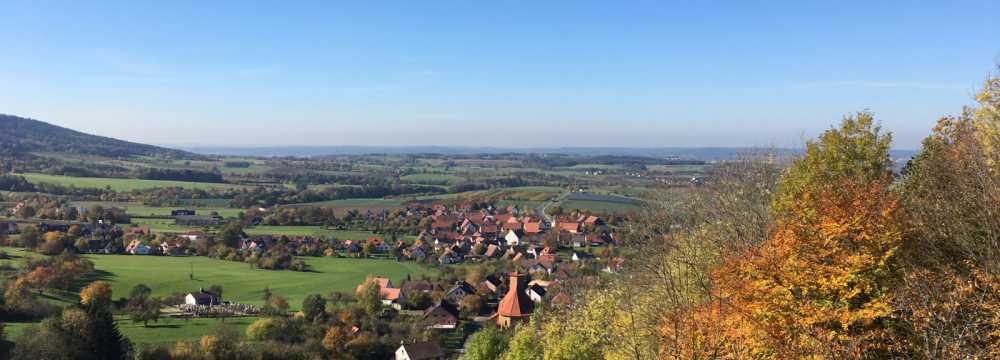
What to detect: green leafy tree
<box><xmin>126</xmin><ymin>284</ymin><xmax>161</xmax><ymax>327</ymax></box>
<box><xmin>773</xmin><ymin>111</ymin><xmax>892</xmax><ymax>216</ymax></box>
<box><xmin>356</xmin><ymin>277</ymin><xmax>381</xmax><ymax>316</ymax></box>
<box><xmin>463</xmin><ymin>325</ymin><xmax>508</xmax><ymax>360</ymax></box>
<box><xmin>504</xmin><ymin>323</ymin><xmax>543</xmax><ymax>360</ymax></box>
<box><xmin>218</xmin><ymin>221</ymin><xmax>244</xmax><ymax>249</ymax></box>
<box><xmin>19</xmin><ymin>226</ymin><xmax>40</xmax><ymax>249</ymax></box>
<box><xmin>302</xmin><ymin>294</ymin><xmax>327</xmax><ymax>322</ymax></box>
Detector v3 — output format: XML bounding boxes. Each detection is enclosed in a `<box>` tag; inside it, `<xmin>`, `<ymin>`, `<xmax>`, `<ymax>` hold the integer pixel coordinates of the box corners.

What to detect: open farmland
<box><xmin>81</xmin><ymin>254</ymin><xmax>432</xmax><ymax>311</ymax></box>
<box><xmin>72</xmin><ymin>201</ymin><xmax>243</xmax><ymax>218</ymax></box>
<box><xmin>15</xmin><ymin>173</ymin><xmax>249</xmax><ymax>191</ymax></box>
<box><xmin>558</xmin><ymin>192</ymin><xmax>643</xmax><ymax>214</ymax></box>
<box><xmin>281</xmin><ymin>198</ymin><xmax>405</xmax><ymax>216</ymax></box>
<box><xmin>559</xmin><ymin>199</ymin><xmax>642</xmax><ymax>214</ymax></box>
<box><xmin>243</xmin><ymin>226</ymin><xmax>416</xmax><ymax>241</ymax></box>
<box><xmin>5</xmin><ymin>317</ymin><xmax>256</xmax><ymax>346</ymax></box>
<box><xmin>400</xmin><ymin>173</ymin><xmax>465</xmax><ymax>185</ymax></box>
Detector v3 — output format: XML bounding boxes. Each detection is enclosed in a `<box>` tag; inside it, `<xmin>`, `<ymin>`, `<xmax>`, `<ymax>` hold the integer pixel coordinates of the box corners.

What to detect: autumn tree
<box><xmin>704</xmin><ymin>113</ymin><xmax>901</xmax><ymax>358</ymax></box>
<box><xmin>892</xmin><ymin>73</ymin><xmax>1000</xmax><ymax>357</ymax></box>
<box><xmin>79</xmin><ymin>281</ymin><xmax>131</xmax><ymax>359</ymax></box>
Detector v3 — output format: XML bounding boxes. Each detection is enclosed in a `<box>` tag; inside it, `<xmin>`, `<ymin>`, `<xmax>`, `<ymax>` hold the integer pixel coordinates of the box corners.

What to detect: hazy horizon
<box><xmin>2</xmin><ymin>1</ymin><xmax>997</xmax><ymax>149</ymax></box>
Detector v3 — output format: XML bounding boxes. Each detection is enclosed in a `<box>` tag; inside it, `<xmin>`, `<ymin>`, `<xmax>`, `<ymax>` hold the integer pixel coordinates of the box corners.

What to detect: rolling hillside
<box><xmin>0</xmin><ymin>114</ymin><xmax>196</xmax><ymax>159</ymax></box>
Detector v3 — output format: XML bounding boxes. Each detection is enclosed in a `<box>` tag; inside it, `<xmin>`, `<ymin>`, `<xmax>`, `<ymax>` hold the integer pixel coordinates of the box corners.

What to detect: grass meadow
<box><xmin>16</xmin><ymin>173</ymin><xmax>249</xmax><ymax>191</ymax></box>
<box><xmin>1</xmin><ymin>248</ymin><xmax>433</xmax><ymax>344</ymax></box>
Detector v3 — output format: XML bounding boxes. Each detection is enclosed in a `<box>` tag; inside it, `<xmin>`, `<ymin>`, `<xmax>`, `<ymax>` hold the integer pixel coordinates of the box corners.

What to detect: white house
<box><xmin>395</xmin><ymin>341</ymin><xmax>445</xmax><ymax>360</ymax></box>
<box><xmin>504</xmin><ymin>229</ymin><xmax>521</xmax><ymax>246</ymax></box>
<box><xmin>527</xmin><ymin>284</ymin><xmax>547</xmax><ymax>303</ymax></box>
<box><xmin>126</xmin><ymin>239</ymin><xmax>152</xmax><ymax>255</ymax></box>
<box><xmin>185</xmin><ymin>291</ymin><xmax>220</xmax><ymax>306</ymax></box>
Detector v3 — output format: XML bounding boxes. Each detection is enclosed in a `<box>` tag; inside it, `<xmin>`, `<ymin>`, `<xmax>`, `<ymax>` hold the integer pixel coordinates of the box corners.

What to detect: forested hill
<box><xmin>0</xmin><ymin>114</ymin><xmax>196</xmax><ymax>159</ymax></box>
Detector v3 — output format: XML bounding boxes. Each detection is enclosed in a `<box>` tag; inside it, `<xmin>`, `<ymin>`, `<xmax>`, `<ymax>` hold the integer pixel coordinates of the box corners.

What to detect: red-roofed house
<box><xmin>356</xmin><ymin>277</ymin><xmax>406</xmax><ymax>309</ymax></box>
<box><xmin>557</xmin><ymin>222</ymin><xmax>580</xmax><ymax>234</ymax></box>
<box><xmin>523</xmin><ymin>222</ymin><xmax>542</xmax><ymax>234</ymax></box>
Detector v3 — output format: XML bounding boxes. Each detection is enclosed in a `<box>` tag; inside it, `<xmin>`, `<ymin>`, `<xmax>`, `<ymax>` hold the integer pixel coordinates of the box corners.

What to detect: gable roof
<box><xmin>422</xmin><ymin>300</ymin><xmax>460</xmax><ymax>319</ymax></box>
<box><xmin>400</xmin><ymin>341</ymin><xmax>445</xmax><ymax>360</ymax></box>
<box><xmin>557</xmin><ymin>222</ymin><xmax>580</xmax><ymax>232</ymax></box>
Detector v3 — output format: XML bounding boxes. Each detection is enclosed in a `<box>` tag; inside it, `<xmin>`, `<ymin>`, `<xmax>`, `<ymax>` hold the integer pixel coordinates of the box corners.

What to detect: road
<box><xmin>534</xmin><ymin>190</ymin><xmax>570</xmax><ymax>226</ymax></box>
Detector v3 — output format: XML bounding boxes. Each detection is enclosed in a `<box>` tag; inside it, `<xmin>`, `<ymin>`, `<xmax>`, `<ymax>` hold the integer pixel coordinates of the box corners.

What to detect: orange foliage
<box><xmin>25</xmin><ymin>265</ymin><xmax>57</xmax><ymax>290</ymax></box>
<box><xmin>80</xmin><ymin>281</ymin><xmax>113</xmax><ymax>307</ymax></box>
<box><xmin>685</xmin><ymin>179</ymin><xmax>902</xmax><ymax>358</ymax></box>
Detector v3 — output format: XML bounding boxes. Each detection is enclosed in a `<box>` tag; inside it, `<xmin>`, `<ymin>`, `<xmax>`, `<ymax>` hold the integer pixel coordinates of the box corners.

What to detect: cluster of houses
<box><xmin>358</xmin><ymin>267</ymin><xmax>584</xmax><ymax>329</ymax></box>
<box><xmin>395</xmin><ymin>204</ymin><xmax>613</xmax><ymax>267</ymax></box>
<box><xmin>371</xmin><ymin>269</ymin><xmax>589</xmax><ymax>360</ymax></box>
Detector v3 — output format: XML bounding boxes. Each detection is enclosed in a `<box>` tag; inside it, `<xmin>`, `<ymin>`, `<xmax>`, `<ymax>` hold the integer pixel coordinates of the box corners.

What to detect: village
<box><xmin>0</xmin><ymin>200</ymin><xmax>622</xmax><ymax>359</ymax></box>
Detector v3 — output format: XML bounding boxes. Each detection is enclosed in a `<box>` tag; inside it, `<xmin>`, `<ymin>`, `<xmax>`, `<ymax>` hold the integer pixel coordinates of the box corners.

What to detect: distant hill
<box><xmin>183</xmin><ymin>145</ymin><xmax>918</xmax><ymax>161</ymax></box>
<box><xmin>0</xmin><ymin>114</ymin><xmax>197</xmax><ymax>159</ymax></box>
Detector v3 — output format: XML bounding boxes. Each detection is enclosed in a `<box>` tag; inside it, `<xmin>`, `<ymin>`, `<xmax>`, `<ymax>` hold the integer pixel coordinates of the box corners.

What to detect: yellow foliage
<box><xmin>706</xmin><ymin>180</ymin><xmax>902</xmax><ymax>358</ymax></box>
<box><xmin>79</xmin><ymin>281</ymin><xmax>113</xmax><ymax>307</ymax></box>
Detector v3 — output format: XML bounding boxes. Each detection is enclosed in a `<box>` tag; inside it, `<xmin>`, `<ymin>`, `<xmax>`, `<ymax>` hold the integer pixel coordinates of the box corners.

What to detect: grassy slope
<box><xmin>5</xmin><ymin>317</ymin><xmax>256</xmax><ymax>346</ymax></box>
<box><xmin>16</xmin><ymin>173</ymin><xmax>248</xmax><ymax>191</ymax></box>
<box><xmin>73</xmin><ymin>201</ymin><xmax>243</xmax><ymax>218</ymax></box>
<box><xmin>83</xmin><ymin>254</ymin><xmax>431</xmax><ymax>310</ymax></box>
<box><xmin>559</xmin><ymin>199</ymin><xmax>642</xmax><ymax>214</ymax></box>
<box><xmin>2</xmin><ymin>248</ymin><xmax>431</xmax><ymax>345</ymax></box>
<box><xmin>400</xmin><ymin>173</ymin><xmax>465</xmax><ymax>185</ymax></box>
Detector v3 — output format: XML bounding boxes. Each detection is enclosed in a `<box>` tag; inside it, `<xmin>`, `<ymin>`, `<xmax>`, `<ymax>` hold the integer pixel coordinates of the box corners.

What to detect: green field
<box><xmin>285</xmin><ymin>198</ymin><xmax>406</xmax><ymax>215</ymax></box>
<box><xmin>559</xmin><ymin>199</ymin><xmax>643</xmax><ymax>214</ymax></box>
<box><xmin>244</xmin><ymin>226</ymin><xmax>414</xmax><ymax>241</ymax></box>
<box><xmin>130</xmin><ymin>218</ymin><xmax>202</xmax><ymax>233</ymax></box>
<box><xmin>1</xmin><ymin>248</ymin><xmax>432</xmax><ymax>345</ymax></box>
<box><xmin>73</xmin><ymin>201</ymin><xmax>243</xmax><ymax>218</ymax></box>
<box><xmin>0</xmin><ymin>247</ymin><xmax>41</xmax><ymax>268</ymax></box>
<box><xmin>16</xmin><ymin>173</ymin><xmax>249</xmax><ymax>191</ymax></box>
<box><xmin>5</xmin><ymin>317</ymin><xmax>256</xmax><ymax>346</ymax></box>
<box><xmin>400</xmin><ymin>173</ymin><xmax>465</xmax><ymax>185</ymax></box>
<box><xmin>80</xmin><ymin>254</ymin><xmax>431</xmax><ymax>309</ymax></box>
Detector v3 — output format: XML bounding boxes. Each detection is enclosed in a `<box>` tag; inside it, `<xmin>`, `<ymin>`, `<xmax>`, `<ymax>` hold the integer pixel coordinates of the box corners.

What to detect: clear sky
<box><xmin>1</xmin><ymin>1</ymin><xmax>997</xmax><ymax>149</ymax></box>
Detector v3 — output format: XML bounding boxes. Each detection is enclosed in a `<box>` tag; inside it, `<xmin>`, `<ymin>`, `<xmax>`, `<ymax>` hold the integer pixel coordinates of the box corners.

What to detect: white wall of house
<box><xmin>505</xmin><ymin>231</ymin><xmax>520</xmax><ymax>246</ymax></box>
<box><xmin>395</xmin><ymin>347</ymin><xmax>411</xmax><ymax>360</ymax></box>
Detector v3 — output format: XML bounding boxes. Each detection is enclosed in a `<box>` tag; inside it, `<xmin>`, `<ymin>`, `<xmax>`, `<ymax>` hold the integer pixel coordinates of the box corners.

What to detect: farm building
<box><xmin>185</xmin><ymin>290</ymin><xmax>221</xmax><ymax>306</ymax></box>
<box><xmin>0</xmin><ymin>221</ymin><xmax>17</xmax><ymax>234</ymax></box>
<box><xmin>395</xmin><ymin>341</ymin><xmax>444</xmax><ymax>360</ymax></box>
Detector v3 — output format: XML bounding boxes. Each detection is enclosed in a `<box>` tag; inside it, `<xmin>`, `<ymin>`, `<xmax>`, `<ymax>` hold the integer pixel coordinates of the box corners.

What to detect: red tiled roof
<box><xmin>382</xmin><ymin>287</ymin><xmax>402</xmax><ymax>301</ymax></box>
<box><xmin>498</xmin><ymin>272</ymin><xmax>534</xmax><ymax>318</ymax></box>
<box><xmin>558</xmin><ymin>222</ymin><xmax>580</xmax><ymax>232</ymax></box>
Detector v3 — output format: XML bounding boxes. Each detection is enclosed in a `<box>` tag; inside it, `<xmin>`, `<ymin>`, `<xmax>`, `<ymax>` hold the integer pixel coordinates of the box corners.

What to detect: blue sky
<box><xmin>0</xmin><ymin>1</ymin><xmax>997</xmax><ymax>149</ymax></box>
